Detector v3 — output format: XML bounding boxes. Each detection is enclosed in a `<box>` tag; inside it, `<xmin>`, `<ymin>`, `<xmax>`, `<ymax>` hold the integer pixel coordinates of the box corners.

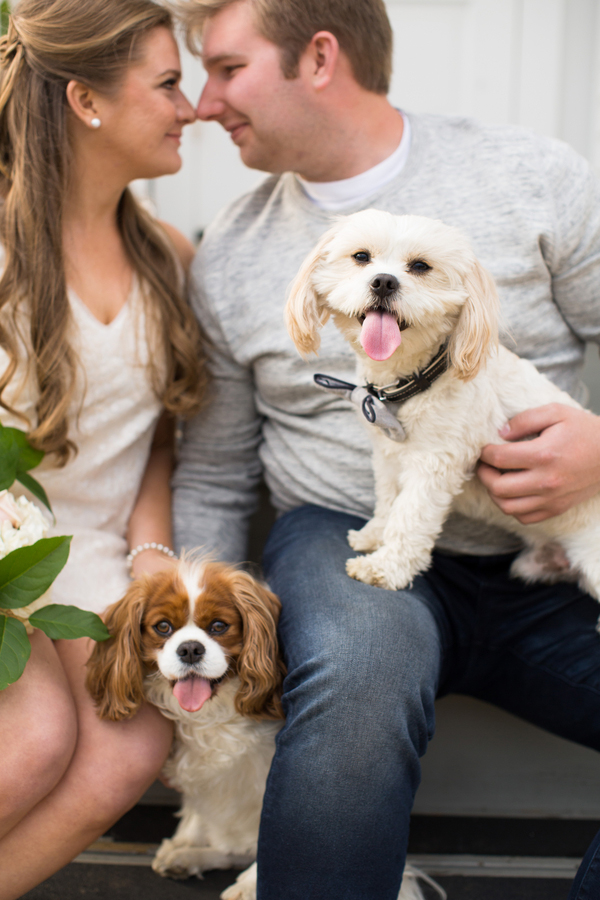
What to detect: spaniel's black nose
<box><xmin>370</xmin><ymin>273</ymin><xmax>399</xmax><ymax>299</ymax></box>
<box><xmin>177</xmin><ymin>641</ymin><xmax>205</xmax><ymax>664</ymax></box>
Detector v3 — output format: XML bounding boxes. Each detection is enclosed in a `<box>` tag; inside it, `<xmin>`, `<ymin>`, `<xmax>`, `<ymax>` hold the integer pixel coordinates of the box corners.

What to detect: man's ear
<box><xmin>65</xmin><ymin>80</ymin><xmax>101</xmax><ymax>128</ymax></box>
<box><xmin>299</xmin><ymin>31</ymin><xmax>339</xmax><ymax>91</ymax></box>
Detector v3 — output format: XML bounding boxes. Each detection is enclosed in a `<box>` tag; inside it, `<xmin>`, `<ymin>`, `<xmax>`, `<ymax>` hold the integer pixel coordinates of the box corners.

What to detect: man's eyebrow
<box><xmin>202</xmin><ymin>52</ymin><xmax>244</xmax><ymax>67</ymax></box>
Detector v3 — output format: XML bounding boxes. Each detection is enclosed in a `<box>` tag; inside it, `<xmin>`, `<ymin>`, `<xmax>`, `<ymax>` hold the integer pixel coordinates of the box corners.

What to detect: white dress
<box><xmin>0</xmin><ymin>283</ymin><xmax>162</xmax><ymax>614</ymax></box>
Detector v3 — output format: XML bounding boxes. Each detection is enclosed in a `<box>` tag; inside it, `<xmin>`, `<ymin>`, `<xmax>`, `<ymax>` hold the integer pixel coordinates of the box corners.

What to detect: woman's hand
<box><xmin>477</xmin><ymin>403</ymin><xmax>600</xmax><ymax>524</ymax></box>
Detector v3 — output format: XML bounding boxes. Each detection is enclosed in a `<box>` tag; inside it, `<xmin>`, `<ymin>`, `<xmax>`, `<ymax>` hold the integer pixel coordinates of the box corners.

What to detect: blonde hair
<box><xmin>178</xmin><ymin>0</ymin><xmax>393</xmax><ymax>95</ymax></box>
<box><xmin>0</xmin><ymin>0</ymin><xmax>208</xmax><ymax>465</ymax></box>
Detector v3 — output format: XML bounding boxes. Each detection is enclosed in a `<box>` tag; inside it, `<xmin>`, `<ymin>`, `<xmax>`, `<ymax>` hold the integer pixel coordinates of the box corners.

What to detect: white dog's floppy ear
<box><xmin>285</xmin><ymin>228</ymin><xmax>335</xmax><ymax>357</ymax></box>
<box><xmin>448</xmin><ymin>258</ymin><xmax>499</xmax><ymax>381</ymax></box>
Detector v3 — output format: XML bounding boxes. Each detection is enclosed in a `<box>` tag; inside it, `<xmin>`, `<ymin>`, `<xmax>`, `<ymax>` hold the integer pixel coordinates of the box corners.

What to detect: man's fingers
<box><xmin>501</xmin><ymin>403</ymin><xmax>566</xmax><ymax>441</ymax></box>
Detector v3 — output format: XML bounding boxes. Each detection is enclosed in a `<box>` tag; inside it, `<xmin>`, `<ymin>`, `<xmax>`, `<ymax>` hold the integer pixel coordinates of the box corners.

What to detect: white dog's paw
<box><xmin>221</xmin><ymin>862</ymin><xmax>257</xmax><ymax>900</ymax></box>
<box><xmin>152</xmin><ymin>838</ymin><xmax>203</xmax><ymax>879</ymax></box>
<box><xmin>346</xmin><ymin>551</ymin><xmax>412</xmax><ymax>590</ymax></box>
<box><xmin>348</xmin><ymin>521</ymin><xmax>384</xmax><ymax>552</ymax></box>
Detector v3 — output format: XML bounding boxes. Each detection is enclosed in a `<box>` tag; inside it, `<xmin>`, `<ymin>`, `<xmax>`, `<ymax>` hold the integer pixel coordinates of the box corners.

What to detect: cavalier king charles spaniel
<box><xmin>86</xmin><ymin>558</ymin><xmax>284</xmax><ymax>900</ymax></box>
<box><xmin>86</xmin><ymin>557</ymin><xmax>436</xmax><ymax>900</ymax></box>
<box><xmin>286</xmin><ymin>210</ymin><xmax>600</xmax><ymax>605</ymax></box>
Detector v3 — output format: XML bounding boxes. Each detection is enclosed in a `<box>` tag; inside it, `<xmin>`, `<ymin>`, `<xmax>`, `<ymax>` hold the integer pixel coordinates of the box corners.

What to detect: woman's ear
<box><xmin>65</xmin><ymin>79</ymin><xmax>100</xmax><ymax>128</ymax></box>
<box><xmin>85</xmin><ymin>579</ymin><xmax>149</xmax><ymax>721</ymax></box>
<box><xmin>227</xmin><ymin>571</ymin><xmax>285</xmax><ymax>720</ymax></box>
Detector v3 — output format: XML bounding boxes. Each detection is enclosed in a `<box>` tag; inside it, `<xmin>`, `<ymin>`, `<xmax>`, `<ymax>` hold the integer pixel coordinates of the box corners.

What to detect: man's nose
<box><xmin>196</xmin><ymin>81</ymin><xmax>223</xmax><ymax>121</ymax></box>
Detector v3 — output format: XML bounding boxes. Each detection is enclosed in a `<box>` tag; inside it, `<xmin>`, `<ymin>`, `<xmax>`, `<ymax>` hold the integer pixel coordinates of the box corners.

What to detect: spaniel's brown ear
<box><xmin>229</xmin><ymin>571</ymin><xmax>286</xmax><ymax>719</ymax></box>
<box><xmin>85</xmin><ymin>579</ymin><xmax>150</xmax><ymax>721</ymax></box>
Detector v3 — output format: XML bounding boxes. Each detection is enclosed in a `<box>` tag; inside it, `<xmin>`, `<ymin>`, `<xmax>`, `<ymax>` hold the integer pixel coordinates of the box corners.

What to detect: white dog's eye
<box><xmin>208</xmin><ymin>620</ymin><xmax>230</xmax><ymax>635</ymax></box>
<box><xmin>408</xmin><ymin>259</ymin><xmax>431</xmax><ymax>273</ymax></box>
<box><xmin>154</xmin><ymin>620</ymin><xmax>173</xmax><ymax>636</ymax></box>
<box><xmin>352</xmin><ymin>251</ymin><xmax>371</xmax><ymax>264</ymax></box>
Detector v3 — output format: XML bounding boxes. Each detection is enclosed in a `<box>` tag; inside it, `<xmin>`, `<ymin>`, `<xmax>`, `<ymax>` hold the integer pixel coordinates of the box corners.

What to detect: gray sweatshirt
<box><xmin>173</xmin><ymin>112</ymin><xmax>600</xmax><ymax>562</ymax></box>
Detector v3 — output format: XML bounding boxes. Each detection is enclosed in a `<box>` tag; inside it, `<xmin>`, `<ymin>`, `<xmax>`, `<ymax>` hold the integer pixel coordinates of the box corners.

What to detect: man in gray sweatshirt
<box><xmin>173</xmin><ymin>1</ymin><xmax>600</xmax><ymax>897</ymax></box>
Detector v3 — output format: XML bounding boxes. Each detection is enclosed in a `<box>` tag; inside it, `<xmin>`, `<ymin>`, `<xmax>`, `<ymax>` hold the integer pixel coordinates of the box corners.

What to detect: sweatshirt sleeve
<box><xmin>542</xmin><ymin>142</ymin><xmax>600</xmax><ymax>344</ymax></box>
<box><xmin>172</xmin><ymin>255</ymin><xmax>264</xmax><ymax>564</ymax></box>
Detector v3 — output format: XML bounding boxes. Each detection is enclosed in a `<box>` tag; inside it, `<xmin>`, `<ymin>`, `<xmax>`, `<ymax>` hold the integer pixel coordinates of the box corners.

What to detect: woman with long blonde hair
<box><xmin>0</xmin><ymin>1</ymin><xmax>207</xmax><ymax>895</ymax></box>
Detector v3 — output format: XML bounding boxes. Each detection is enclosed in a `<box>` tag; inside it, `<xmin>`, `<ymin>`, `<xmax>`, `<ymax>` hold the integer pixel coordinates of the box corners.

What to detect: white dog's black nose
<box><xmin>370</xmin><ymin>273</ymin><xmax>399</xmax><ymax>299</ymax></box>
<box><xmin>177</xmin><ymin>641</ymin><xmax>206</xmax><ymax>664</ymax></box>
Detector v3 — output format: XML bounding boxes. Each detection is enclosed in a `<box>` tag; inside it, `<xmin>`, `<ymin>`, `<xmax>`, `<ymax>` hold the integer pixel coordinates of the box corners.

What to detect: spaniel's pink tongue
<box><xmin>360</xmin><ymin>310</ymin><xmax>402</xmax><ymax>361</ymax></box>
<box><xmin>173</xmin><ymin>675</ymin><xmax>212</xmax><ymax>712</ymax></box>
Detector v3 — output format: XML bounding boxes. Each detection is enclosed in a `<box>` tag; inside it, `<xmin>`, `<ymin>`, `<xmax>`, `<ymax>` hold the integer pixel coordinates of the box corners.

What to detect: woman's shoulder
<box><xmin>157</xmin><ymin>221</ymin><xmax>195</xmax><ymax>274</ymax></box>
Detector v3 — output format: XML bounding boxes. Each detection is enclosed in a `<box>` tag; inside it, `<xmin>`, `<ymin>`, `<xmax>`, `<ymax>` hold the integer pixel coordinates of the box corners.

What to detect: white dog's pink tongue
<box><xmin>360</xmin><ymin>311</ymin><xmax>402</xmax><ymax>361</ymax></box>
<box><xmin>173</xmin><ymin>675</ymin><xmax>213</xmax><ymax>712</ymax></box>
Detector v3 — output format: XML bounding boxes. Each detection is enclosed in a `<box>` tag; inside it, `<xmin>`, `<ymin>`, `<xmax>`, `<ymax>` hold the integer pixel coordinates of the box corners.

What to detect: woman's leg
<box><xmin>0</xmin><ymin>630</ymin><xmax>77</xmax><ymax>839</ymax></box>
<box><xmin>0</xmin><ymin>636</ymin><xmax>173</xmax><ymax>900</ymax></box>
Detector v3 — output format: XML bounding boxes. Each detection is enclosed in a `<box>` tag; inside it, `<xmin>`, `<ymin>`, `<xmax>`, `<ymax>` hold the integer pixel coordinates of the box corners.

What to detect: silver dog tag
<box><xmin>314</xmin><ymin>374</ymin><xmax>406</xmax><ymax>442</ymax></box>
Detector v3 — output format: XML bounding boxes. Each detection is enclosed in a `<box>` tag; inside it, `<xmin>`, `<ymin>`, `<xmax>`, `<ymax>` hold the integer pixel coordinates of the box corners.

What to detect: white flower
<box><xmin>0</xmin><ymin>491</ymin><xmax>48</xmax><ymax>560</ymax></box>
<box><xmin>0</xmin><ymin>492</ymin><xmax>52</xmax><ymax>633</ymax></box>
<box><xmin>9</xmin><ymin>590</ymin><xmax>53</xmax><ymax>634</ymax></box>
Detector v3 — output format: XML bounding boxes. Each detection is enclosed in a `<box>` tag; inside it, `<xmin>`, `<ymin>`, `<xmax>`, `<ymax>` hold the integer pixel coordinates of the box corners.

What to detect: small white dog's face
<box><xmin>286</xmin><ymin>210</ymin><xmax>499</xmax><ymax>380</ymax></box>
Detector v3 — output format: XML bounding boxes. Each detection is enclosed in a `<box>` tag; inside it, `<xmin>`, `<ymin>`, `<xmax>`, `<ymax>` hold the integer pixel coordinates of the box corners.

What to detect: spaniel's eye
<box><xmin>352</xmin><ymin>251</ymin><xmax>371</xmax><ymax>264</ymax></box>
<box><xmin>408</xmin><ymin>259</ymin><xmax>431</xmax><ymax>273</ymax></box>
<box><xmin>208</xmin><ymin>620</ymin><xmax>229</xmax><ymax>635</ymax></box>
<box><xmin>153</xmin><ymin>620</ymin><xmax>173</xmax><ymax>636</ymax></box>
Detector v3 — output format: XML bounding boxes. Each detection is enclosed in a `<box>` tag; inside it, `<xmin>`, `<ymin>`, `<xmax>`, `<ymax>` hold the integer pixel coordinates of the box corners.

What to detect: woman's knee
<box><xmin>75</xmin><ymin>703</ymin><xmax>173</xmax><ymax>829</ymax></box>
<box><xmin>0</xmin><ymin>636</ymin><xmax>77</xmax><ymax>824</ymax></box>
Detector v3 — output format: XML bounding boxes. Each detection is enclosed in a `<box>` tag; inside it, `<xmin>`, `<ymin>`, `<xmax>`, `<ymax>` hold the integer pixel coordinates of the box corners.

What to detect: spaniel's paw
<box><xmin>346</xmin><ymin>551</ymin><xmax>411</xmax><ymax>590</ymax></box>
<box><xmin>221</xmin><ymin>862</ymin><xmax>257</xmax><ymax>900</ymax></box>
<box><xmin>347</xmin><ymin>520</ymin><xmax>384</xmax><ymax>552</ymax></box>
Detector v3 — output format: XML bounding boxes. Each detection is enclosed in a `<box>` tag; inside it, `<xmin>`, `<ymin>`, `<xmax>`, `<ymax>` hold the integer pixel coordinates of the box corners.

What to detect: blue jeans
<box><xmin>256</xmin><ymin>505</ymin><xmax>600</xmax><ymax>900</ymax></box>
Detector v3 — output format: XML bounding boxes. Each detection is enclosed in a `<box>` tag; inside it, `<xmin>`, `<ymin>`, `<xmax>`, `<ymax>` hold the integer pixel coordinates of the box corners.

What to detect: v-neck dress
<box><xmin>0</xmin><ymin>284</ymin><xmax>162</xmax><ymax>614</ymax></box>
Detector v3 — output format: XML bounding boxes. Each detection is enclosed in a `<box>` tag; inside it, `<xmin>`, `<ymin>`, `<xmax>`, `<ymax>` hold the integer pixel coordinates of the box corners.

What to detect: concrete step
<box><xmin>23</xmin><ymin>811</ymin><xmax>594</xmax><ymax>899</ymax></box>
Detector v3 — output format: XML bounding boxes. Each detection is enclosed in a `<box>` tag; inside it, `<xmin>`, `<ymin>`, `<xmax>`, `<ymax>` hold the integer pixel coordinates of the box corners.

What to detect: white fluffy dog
<box><xmin>286</xmin><ymin>210</ymin><xmax>600</xmax><ymax>601</ymax></box>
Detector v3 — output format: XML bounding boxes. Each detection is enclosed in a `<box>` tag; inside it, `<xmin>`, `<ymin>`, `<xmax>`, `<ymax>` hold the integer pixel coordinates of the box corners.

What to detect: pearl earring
<box><xmin>90</xmin><ymin>117</ymin><xmax>101</xmax><ymax>129</ymax></box>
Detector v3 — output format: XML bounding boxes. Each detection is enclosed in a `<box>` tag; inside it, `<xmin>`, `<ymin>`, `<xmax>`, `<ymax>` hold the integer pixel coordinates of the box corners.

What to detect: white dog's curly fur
<box><xmin>286</xmin><ymin>210</ymin><xmax>600</xmax><ymax>602</ymax></box>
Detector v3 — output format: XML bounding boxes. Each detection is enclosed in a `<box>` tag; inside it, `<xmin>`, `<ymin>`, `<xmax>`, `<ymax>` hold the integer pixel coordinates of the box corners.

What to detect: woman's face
<box><xmin>92</xmin><ymin>26</ymin><xmax>195</xmax><ymax>182</ymax></box>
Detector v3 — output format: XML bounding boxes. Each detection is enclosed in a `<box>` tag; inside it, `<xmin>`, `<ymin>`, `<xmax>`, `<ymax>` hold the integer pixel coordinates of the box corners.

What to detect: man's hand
<box><xmin>477</xmin><ymin>403</ymin><xmax>600</xmax><ymax>524</ymax></box>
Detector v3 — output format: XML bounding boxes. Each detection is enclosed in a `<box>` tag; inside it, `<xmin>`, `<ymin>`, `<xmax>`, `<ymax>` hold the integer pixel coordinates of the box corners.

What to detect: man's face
<box><xmin>197</xmin><ymin>0</ymin><xmax>316</xmax><ymax>174</ymax></box>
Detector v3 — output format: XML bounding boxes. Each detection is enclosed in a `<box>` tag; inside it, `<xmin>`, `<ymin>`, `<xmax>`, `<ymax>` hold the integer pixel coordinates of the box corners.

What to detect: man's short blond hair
<box><xmin>178</xmin><ymin>0</ymin><xmax>393</xmax><ymax>95</ymax></box>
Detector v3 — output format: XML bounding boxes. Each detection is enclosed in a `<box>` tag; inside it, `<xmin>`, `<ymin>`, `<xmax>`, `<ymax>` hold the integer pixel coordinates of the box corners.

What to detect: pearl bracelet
<box><xmin>127</xmin><ymin>542</ymin><xmax>176</xmax><ymax>577</ymax></box>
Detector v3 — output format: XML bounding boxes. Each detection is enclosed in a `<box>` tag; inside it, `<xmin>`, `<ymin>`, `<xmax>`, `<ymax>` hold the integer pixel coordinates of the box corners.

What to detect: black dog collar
<box><xmin>365</xmin><ymin>342</ymin><xmax>450</xmax><ymax>403</ymax></box>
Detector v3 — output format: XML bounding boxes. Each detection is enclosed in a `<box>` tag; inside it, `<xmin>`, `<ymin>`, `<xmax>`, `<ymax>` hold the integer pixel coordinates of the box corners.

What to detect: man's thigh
<box><xmin>263</xmin><ymin>505</ymin><xmax>445</xmax><ymax>737</ymax></box>
<box><xmin>431</xmin><ymin>551</ymin><xmax>600</xmax><ymax>750</ymax></box>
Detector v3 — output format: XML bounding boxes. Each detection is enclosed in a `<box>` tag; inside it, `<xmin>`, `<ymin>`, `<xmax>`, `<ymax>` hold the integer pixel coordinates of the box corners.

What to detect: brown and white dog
<box><xmin>86</xmin><ymin>558</ymin><xmax>285</xmax><ymax>900</ymax></box>
<box><xmin>86</xmin><ymin>557</ymin><xmax>437</xmax><ymax>900</ymax></box>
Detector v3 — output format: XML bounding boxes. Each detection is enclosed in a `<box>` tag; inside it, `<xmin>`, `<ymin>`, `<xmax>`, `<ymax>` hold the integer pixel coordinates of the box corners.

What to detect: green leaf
<box><xmin>0</xmin><ymin>3</ymin><xmax>10</xmax><ymax>39</ymax></box>
<box><xmin>6</xmin><ymin>426</ymin><xmax>44</xmax><ymax>474</ymax></box>
<box><xmin>0</xmin><ymin>427</ymin><xmax>19</xmax><ymax>492</ymax></box>
<box><xmin>0</xmin><ymin>614</ymin><xmax>31</xmax><ymax>689</ymax></box>
<box><xmin>0</xmin><ymin>536</ymin><xmax>71</xmax><ymax>609</ymax></box>
<box><xmin>15</xmin><ymin>471</ymin><xmax>53</xmax><ymax>517</ymax></box>
<box><xmin>29</xmin><ymin>604</ymin><xmax>110</xmax><ymax>642</ymax></box>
